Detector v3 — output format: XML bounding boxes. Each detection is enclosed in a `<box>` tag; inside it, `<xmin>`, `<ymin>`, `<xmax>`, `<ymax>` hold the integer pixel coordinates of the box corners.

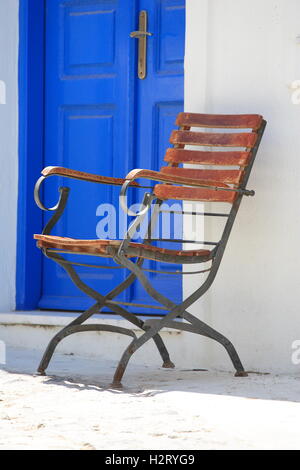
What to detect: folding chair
<box><xmin>34</xmin><ymin>112</ymin><xmax>266</xmax><ymax>387</ymax></box>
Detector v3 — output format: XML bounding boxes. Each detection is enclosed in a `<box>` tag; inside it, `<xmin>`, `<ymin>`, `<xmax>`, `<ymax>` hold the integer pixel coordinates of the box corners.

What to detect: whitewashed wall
<box><xmin>0</xmin><ymin>0</ymin><xmax>19</xmax><ymax>312</ymax></box>
<box><xmin>184</xmin><ymin>0</ymin><xmax>300</xmax><ymax>373</ymax></box>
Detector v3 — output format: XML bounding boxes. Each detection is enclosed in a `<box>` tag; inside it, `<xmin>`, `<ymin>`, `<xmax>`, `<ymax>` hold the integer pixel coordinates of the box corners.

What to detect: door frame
<box><xmin>16</xmin><ymin>0</ymin><xmax>45</xmax><ymax>309</ymax></box>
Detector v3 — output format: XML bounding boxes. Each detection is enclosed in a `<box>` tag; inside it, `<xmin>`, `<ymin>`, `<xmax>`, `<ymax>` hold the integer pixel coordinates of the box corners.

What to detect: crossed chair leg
<box><xmin>37</xmin><ymin>252</ymin><xmax>175</xmax><ymax>377</ymax></box>
<box><xmin>37</xmin><ymin>250</ymin><xmax>247</xmax><ymax>387</ymax></box>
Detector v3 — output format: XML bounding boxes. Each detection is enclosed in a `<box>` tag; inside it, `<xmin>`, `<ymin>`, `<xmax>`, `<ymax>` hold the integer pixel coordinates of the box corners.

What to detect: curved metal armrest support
<box><xmin>34</xmin><ymin>176</ymin><xmax>66</xmax><ymax>211</ymax></box>
<box><xmin>120</xmin><ymin>179</ymin><xmax>155</xmax><ymax>217</ymax></box>
<box><xmin>117</xmin><ymin>190</ymin><xmax>155</xmax><ymax>256</ymax></box>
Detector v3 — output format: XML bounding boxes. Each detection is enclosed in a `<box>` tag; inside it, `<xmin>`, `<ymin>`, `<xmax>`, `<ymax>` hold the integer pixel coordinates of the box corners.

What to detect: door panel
<box><xmin>40</xmin><ymin>0</ymin><xmax>135</xmax><ymax>310</ymax></box>
<box><xmin>40</xmin><ymin>0</ymin><xmax>185</xmax><ymax>312</ymax></box>
<box><xmin>157</xmin><ymin>0</ymin><xmax>186</xmax><ymax>74</ymax></box>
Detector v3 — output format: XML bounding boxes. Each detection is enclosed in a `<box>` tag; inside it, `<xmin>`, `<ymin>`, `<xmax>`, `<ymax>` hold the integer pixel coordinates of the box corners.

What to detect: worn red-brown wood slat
<box><xmin>170</xmin><ymin>130</ymin><xmax>258</xmax><ymax>148</ymax></box>
<box><xmin>164</xmin><ymin>148</ymin><xmax>251</xmax><ymax>166</ymax></box>
<box><xmin>160</xmin><ymin>167</ymin><xmax>244</xmax><ymax>185</ymax></box>
<box><xmin>42</xmin><ymin>166</ymin><xmax>140</xmax><ymax>186</ymax></box>
<box><xmin>33</xmin><ymin>235</ymin><xmax>211</xmax><ymax>260</ymax></box>
<box><xmin>176</xmin><ymin>112</ymin><xmax>263</xmax><ymax>130</ymax></box>
<box><xmin>154</xmin><ymin>185</ymin><xmax>236</xmax><ymax>203</ymax></box>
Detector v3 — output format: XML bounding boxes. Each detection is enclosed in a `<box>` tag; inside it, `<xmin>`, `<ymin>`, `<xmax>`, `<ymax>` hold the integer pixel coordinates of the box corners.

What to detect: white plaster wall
<box><xmin>184</xmin><ymin>0</ymin><xmax>300</xmax><ymax>373</ymax></box>
<box><xmin>0</xmin><ymin>0</ymin><xmax>19</xmax><ymax>312</ymax></box>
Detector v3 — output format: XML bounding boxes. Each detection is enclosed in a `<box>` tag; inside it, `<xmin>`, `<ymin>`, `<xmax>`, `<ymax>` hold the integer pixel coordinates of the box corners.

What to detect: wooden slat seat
<box><xmin>34</xmin><ymin>235</ymin><xmax>212</xmax><ymax>264</ymax></box>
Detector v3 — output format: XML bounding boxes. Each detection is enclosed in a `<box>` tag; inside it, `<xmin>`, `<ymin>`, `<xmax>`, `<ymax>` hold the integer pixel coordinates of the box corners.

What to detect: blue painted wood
<box><xmin>130</xmin><ymin>0</ymin><xmax>185</xmax><ymax>309</ymax></box>
<box><xmin>39</xmin><ymin>0</ymin><xmax>136</xmax><ymax>311</ymax></box>
<box><xmin>39</xmin><ymin>0</ymin><xmax>185</xmax><ymax>312</ymax></box>
<box><xmin>16</xmin><ymin>0</ymin><xmax>45</xmax><ymax>309</ymax></box>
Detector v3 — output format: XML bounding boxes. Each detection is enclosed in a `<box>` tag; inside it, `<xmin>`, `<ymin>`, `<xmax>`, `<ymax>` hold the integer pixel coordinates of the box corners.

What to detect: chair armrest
<box><xmin>119</xmin><ymin>168</ymin><xmax>228</xmax><ymax>218</ymax></box>
<box><xmin>125</xmin><ymin>168</ymin><xmax>255</xmax><ymax>194</ymax></box>
<box><xmin>42</xmin><ymin>166</ymin><xmax>140</xmax><ymax>187</ymax></box>
<box><xmin>120</xmin><ymin>169</ymin><xmax>255</xmax><ymax>215</ymax></box>
<box><xmin>35</xmin><ymin>166</ymin><xmax>141</xmax><ymax>212</ymax></box>
<box><xmin>124</xmin><ymin>168</ymin><xmax>229</xmax><ymax>189</ymax></box>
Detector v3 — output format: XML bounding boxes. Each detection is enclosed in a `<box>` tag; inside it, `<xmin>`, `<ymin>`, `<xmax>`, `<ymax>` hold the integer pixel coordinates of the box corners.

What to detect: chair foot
<box><xmin>37</xmin><ymin>368</ymin><xmax>46</xmax><ymax>376</ymax></box>
<box><xmin>162</xmin><ymin>360</ymin><xmax>175</xmax><ymax>369</ymax></box>
<box><xmin>110</xmin><ymin>381</ymin><xmax>123</xmax><ymax>390</ymax></box>
<box><xmin>234</xmin><ymin>371</ymin><xmax>248</xmax><ymax>377</ymax></box>
<box><xmin>152</xmin><ymin>333</ymin><xmax>173</xmax><ymax>368</ymax></box>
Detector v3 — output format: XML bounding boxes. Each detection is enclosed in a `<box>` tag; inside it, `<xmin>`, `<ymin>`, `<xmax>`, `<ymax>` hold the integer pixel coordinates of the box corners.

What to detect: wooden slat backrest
<box><xmin>170</xmin><ymin>130</ymin><xmax>258</xmax><ymax>148</ymax></box>
<box><xmin>153</xmin><ymin>112</ymin><xmax>264</xmax><ymax>203</ymax></box>
<box><xmin>165</xmin><ymin>148</ymin><xmax>251</xmax><ymax>167</ymax></box>
<box><xmin>176</xmin><ymin>112</ymin><xmax>263</xmax><ymax>130</ymax></box>
<box><xmin>154</xmin><ymin>185</ymin><xmax>236</xmax><ymax>203</ymax></box>
<box><xmin>160</xmin><ymin>167</ymin><xmax>243</xmax><ymax>186</ymax></box>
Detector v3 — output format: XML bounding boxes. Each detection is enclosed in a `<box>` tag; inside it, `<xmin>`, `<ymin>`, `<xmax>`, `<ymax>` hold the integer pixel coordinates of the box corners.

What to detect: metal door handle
<box><xmin>130</xmin><ymin>11</ymin><xmax>152</xmax><ymax>79</ymax></box>
<box><xmin>130</xmin><ymin>31</ymin><xmax>152</xmax><ymax>38</ymax></box>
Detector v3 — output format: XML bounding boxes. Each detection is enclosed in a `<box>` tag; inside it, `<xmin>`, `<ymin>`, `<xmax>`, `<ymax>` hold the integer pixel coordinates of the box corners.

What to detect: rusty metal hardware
<box><xmin>130</xmin><ymin>10</ymin><xmax>152</xmax><ymax>79</ymax></box>
<box><xmin>130</xmin><ymin>31</ymin><xmax>152</xmax><ymax>38</ymax></box>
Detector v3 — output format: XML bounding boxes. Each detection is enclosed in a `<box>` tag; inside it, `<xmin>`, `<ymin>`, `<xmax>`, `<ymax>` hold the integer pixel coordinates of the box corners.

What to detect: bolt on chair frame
<box><xmin>34</xmin><ymin>113</ymin><xmax>266</xmax><ymax>386</ymax></box>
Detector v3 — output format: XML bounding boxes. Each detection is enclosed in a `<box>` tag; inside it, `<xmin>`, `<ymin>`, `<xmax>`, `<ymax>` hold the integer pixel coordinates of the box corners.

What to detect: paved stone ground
<box><xmin>0</xmin><ymin>347</ymin><xmax>300</xmax><ymax>450</ymax></box>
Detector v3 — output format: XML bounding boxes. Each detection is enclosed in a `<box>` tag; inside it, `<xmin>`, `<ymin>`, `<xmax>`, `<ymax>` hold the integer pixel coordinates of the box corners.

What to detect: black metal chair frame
<box><xmin>33</xmin><ymin>118</ymin><xmax>266</xmax><ymax>387</ymax></box>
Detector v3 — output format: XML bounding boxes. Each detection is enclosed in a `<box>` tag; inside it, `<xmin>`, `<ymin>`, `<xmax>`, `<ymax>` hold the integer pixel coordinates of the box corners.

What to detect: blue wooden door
<box><xmin>40</xmin><ymin>0</ymin><xmax>185</xmax><ymax>312</ymax></box>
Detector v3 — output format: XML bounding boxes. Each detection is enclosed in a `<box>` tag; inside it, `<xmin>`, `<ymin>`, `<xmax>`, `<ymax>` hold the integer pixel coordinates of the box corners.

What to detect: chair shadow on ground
<box><xmin>3</xmin><ymin>348</ymin><xmax>300</xmax><ymax>403</ymax></box>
